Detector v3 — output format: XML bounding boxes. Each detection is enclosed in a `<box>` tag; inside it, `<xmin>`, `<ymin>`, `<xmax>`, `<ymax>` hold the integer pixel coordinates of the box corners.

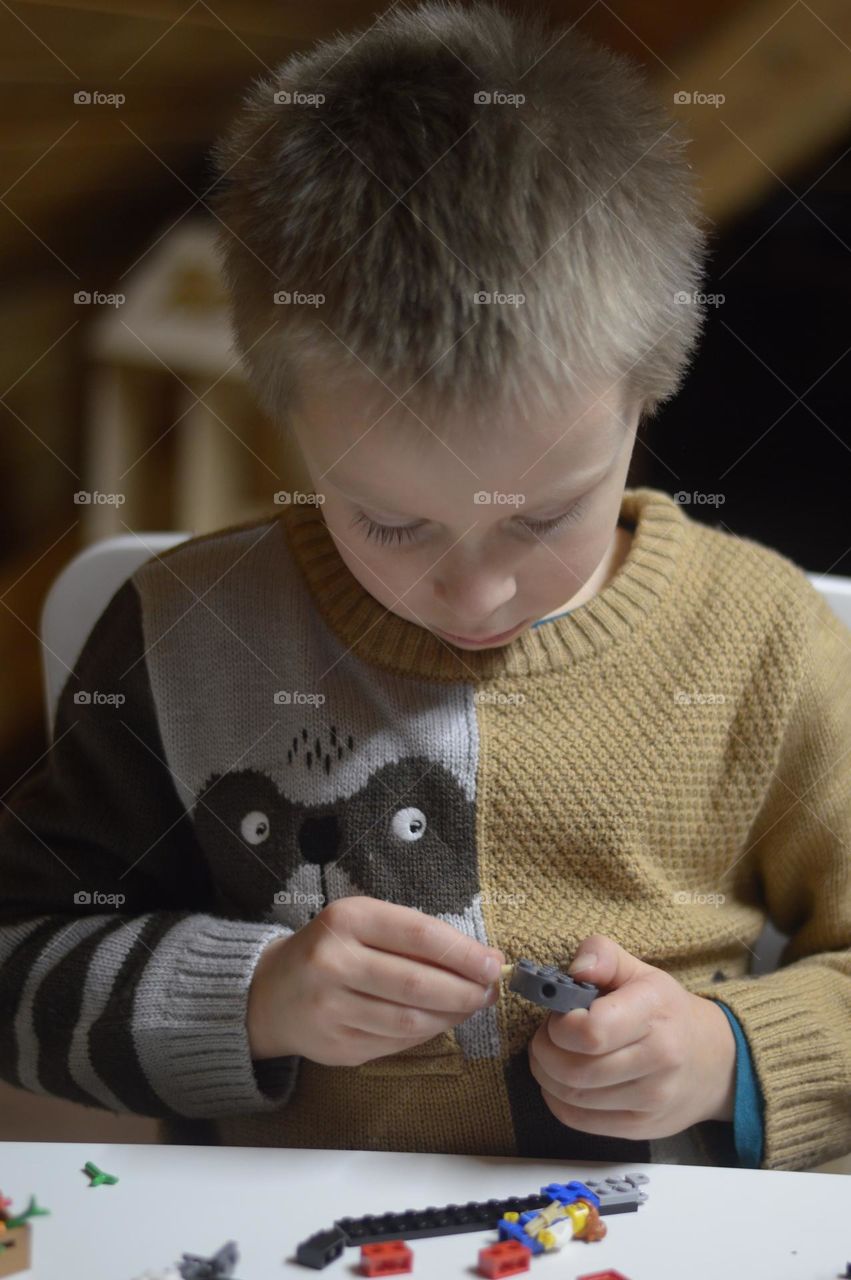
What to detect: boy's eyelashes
<box><xmin>349</xmin><ymin>497</ymin><xmax>588</xmax><ymax>548</ymax></box>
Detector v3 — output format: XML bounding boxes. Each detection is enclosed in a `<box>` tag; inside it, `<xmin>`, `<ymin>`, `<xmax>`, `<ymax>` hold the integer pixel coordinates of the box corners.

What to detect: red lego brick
<box><xmin>576</xmin><ymin>1271</ymin><xmax>634</xmax><ymax>1280</ymax></box>
<box><xmin>477</xmin><ymin>1240</ymin><xmax>532</xmax><ymax>1278</ymax></box>
<box><xmin>359</xmin><ymin>1239</ymin><xmax>413</xmax><ymax>1275</ymax></box>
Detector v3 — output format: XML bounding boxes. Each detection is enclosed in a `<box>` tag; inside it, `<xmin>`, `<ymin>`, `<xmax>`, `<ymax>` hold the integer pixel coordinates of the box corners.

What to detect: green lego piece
<box><xmin>6</xmin><ymin>1193</ymin><xmax>50</xmax><ymax>1228</ymax></box>
<box><xmin>83</xmin><ymin>1161</ymin><xmax>119</xmax><ymax>1187</ymax></box>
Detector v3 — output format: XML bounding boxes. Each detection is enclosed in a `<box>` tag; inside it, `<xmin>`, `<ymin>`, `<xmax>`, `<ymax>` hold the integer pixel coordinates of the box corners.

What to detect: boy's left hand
<box><xmin>528</xmin><ymin>933</ymin><xmax>737</xmax><ymax>1140</ymax></box>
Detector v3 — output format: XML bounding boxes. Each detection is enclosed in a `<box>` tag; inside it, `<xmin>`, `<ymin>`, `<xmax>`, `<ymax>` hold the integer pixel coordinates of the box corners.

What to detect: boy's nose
<box><xmin>432</xmin><ymin>570</ymin><xmax>518</xmax><ymax>623</ymax></box>
<box><xmin>299</xmin><ymin>812</ymin><xmax>340</xmax><ymax>865</ymax></box>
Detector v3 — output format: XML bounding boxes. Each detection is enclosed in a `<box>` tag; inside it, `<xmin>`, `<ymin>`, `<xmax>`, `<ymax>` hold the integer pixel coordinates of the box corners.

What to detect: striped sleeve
<box><xmin>0</xmin><ymin>575</ymin><xmax>298</xmax><ymax>1120</ymax></box>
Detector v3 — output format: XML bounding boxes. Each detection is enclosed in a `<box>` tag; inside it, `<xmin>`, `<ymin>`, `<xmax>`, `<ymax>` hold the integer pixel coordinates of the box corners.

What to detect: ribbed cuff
<box><xmin>252</xmin><ymin>1054</ymin><xmax>300</xmax><ymax>1099</ymax></box>
<box><xmin>714</xmin><ymin>1001</ymin><xmax>764</xmax><ymax>1168</ymax></box>
<box><xmin>690</xmin><ymin>965</ymin><xmax>850</xmax><ymax>1170</ymax></box>
<box><xmin>133</xmin><ymin>915</ymin><xmax>299</xmax><ymax>1118</ymax></box>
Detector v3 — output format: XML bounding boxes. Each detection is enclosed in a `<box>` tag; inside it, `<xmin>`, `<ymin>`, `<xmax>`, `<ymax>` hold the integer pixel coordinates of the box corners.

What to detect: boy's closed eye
<box><xmin>349</xmin><ymin>495</ymin><xmax>589</xmax><ymax>548</ymax></box>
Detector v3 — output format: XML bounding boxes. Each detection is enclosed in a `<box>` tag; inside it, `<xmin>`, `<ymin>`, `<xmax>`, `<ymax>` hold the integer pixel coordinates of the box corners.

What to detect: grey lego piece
<box><xmin>295</xmin><ymin>1226</ymin><xmax>348</xmax><ymax>1269</ymax></box>
<box><xmin>177</xmin><ymin>1240</ymin><xmax>240</xmax><ymax>1279</ymax></box>
<box><xmin>580</xmin><ymin>1172</ymin><xmax>650</xmax><ymax>1214</ymax></box>
<box><xmin>507</xmin><ymin>958</ymin><xmax>599</xmax><ymax>1012</ymax></box>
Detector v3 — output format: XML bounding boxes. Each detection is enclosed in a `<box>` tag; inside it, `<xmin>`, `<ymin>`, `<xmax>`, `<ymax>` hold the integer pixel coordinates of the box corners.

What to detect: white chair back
<box><xmin>40</xmin><ymin>533</ymin><xmax>190</xmax><ymax>738</ymax></box>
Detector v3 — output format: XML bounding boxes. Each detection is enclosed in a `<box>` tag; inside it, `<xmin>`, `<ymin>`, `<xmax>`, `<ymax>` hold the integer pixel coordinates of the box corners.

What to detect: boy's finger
<box><xmin>546</xmin><ymin>980</ymin><xmax>655</xmax><ymax>1055</ymax></box>
<box><xmin>329</xmin><ymin>896</ymin><xmax>504</xmax><ymax>985</ymax></box>
<box><xmin>524</xmin><ymin>1034</ymin><xmax>644</xmax><ymax>1105</ymax></box>
<box><xmin>347</xmin><ymin>946</ymin><xmax>500</xmax><ymax>1015</ymax></box>
<box><xmin>340</xmin><ymin>988</ymin><xmax>488</xmax><ymax>1039</ymax></box>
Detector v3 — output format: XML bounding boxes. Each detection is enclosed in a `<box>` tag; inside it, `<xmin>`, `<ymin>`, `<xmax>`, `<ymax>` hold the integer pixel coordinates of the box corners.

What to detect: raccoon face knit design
<box><xmin>192</xmin><ymin>755</ymin><xmax>479</xmax><ymax>925</ymax></box>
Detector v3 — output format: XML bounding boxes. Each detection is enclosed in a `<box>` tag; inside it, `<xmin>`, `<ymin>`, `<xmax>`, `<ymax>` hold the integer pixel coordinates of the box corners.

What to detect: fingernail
<box><xmin>481</xmin><ymin>983</ymin><xmax>499</xmax><ymax>1007</ymax></box>
<box><xmin>482</xmin><ymin>956</ymin><xmax>501</xmax><ymax>983</ymax></box>
<box><xmin>568</xmin><ymin>953</ymin><xmax>596</xmax><ymax>975</ymax></box>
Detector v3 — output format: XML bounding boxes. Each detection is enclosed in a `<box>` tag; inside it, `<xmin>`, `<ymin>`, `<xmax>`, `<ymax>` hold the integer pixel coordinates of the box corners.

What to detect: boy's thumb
<box><xmin>567</xmin><ymin>945</ymin><xmax>598</xmax><ymax>976</ymax></box>
<box><xmin>567</xmin><ymin>934</ymin><xmax>644</xmax><ymax>990</ymax></box>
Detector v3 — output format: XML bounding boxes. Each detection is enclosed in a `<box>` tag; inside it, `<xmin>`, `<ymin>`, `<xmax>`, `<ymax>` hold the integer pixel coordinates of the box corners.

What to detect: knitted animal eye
<box><xmin>240</xmin><ymin>810</ymin><xmax>270</xmax><ymax>845</ymax></box>
<box><xmin>389</xmin><ymin>807</ymin><xmax>427</xmax><ymax>842</ymax></box>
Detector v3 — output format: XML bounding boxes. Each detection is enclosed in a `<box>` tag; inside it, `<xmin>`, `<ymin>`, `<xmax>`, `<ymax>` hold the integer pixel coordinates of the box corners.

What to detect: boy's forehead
<box><xmin>293</xmin><ymin>378</ymin><xmax>627</xmax><ymax>490</ymax></box>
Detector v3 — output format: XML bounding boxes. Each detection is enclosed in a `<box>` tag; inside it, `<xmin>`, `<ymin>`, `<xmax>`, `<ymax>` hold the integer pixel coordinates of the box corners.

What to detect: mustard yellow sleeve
<box><xmin>690</xmin><ymin>583</ymin><xmax>851</xmax><ymax>1171</ymax></box>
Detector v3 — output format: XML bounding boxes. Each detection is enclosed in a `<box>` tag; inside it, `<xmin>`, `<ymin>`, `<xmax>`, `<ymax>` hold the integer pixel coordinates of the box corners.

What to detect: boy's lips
<box><xmin>435</xmin><ymin>619</ymin><xmax>529</xmax><ymax>645</ymax></box>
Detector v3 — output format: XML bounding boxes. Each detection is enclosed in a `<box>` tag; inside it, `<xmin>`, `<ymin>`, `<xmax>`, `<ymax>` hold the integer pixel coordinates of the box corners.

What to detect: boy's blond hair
<box><xmin>210</xmin><ymin>0</ymin><xmax>710</xmax><ymax>435</ymax></box>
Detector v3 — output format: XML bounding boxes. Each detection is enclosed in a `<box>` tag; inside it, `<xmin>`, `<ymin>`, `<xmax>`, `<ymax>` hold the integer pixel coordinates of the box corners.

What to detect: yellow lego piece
<box><xmin>538</xmin><ymin>1219</ymin><xmax>575</xmax><ymax>1252</ymax></box>
<box><xmin>524</xmin><ymin>1201</ymin><xmax>568</xmax><ymax>1237</ymax></box>
<box><xmin>568</xmin><ymin>1201</ymin><xmax>593</xmax><ymax>1234</ymax></box>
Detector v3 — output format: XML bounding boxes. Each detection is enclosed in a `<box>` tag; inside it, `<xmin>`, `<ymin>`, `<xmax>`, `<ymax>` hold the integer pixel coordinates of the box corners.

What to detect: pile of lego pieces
<box><xmin>295</xmin><ymin>1172</ymin><xmax>649</xmax><ymax>1273</ymax></box>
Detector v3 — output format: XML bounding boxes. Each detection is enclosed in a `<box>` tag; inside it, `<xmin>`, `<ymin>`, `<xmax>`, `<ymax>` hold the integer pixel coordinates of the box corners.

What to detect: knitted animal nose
<box><xmin>299</xmin><ymin>812</ymin><xmax>341</xmax><ymax>866</ymax></box>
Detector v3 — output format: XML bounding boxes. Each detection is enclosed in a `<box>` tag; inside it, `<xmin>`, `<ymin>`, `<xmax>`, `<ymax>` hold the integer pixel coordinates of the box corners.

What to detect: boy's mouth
<box><xmin>434</xmin><ymin>619</ymin><xmax>529</xmax><ymax>646</ymax></box>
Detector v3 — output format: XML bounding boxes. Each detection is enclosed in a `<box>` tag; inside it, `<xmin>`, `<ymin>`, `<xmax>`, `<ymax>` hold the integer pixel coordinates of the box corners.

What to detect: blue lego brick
<box><xmin>540</xmin><ymin>1180</ymin><xmax>601</xmax><ymax>1209</ymax></box>
<box><xmin>497</xmin><ymin>1216</ymin><xmax>546</xmax><ymax>1256</ymax></box>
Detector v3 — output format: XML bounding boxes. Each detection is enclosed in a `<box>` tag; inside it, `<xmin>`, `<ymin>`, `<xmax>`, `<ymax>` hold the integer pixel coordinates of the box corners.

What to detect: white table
<box><xmin>1</xmin><ymin>1141</ymin><xmax>849</xmax><ymax>1280</ymax></box>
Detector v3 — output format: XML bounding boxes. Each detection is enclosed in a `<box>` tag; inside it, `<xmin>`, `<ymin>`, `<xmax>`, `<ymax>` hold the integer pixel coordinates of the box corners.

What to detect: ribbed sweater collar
<box><xmin>279</xmin><ymin>487</ymin><xmax>686</xmax><ymax>680</ymax></box>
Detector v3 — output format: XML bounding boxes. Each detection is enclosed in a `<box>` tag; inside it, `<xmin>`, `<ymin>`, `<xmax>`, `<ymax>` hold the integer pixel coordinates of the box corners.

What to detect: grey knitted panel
<box><xmin>132</xmin><ymin>518</ymin><xmax>502</xmax><ymax>1062</ymax></box>
<box><xmin>133</xmin><ymin>518</ymin><xmax>477</xmax><ymax>810</ymax></box>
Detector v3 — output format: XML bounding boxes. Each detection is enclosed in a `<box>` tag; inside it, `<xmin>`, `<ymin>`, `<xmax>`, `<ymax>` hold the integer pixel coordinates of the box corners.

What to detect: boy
<box><xmin>1</xmin><ymin>2</ymin><xmax>849</xmax><ymax>1173</ymax></box>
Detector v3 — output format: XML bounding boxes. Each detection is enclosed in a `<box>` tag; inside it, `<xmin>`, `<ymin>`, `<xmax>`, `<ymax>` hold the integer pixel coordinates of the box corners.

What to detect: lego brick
<box><xmin>506</xmin><ymin>959</ymin><xmax>599</xmax><ymax>1013</ymax></box>
<box><xmin>477</xmin><ymin>1240</ymin><xmax>531</xmax><ymax>1278</ymax></box>
<box><xmin>0</xmin><ymin>1225</ymin><xmax>31</xmax><ymax>1279</ymax></box>
<box><xmin>576</xmin><ymin>1271</ymin><xmax>633</xmax><ymax>1280</ymax></box>
<box><xmin>295</xmin><ymin>1226</ymin><xmax>348</xmax><ymax>1269</ymax></box>
<box><xmin>359</xmin><ymin>1240</ymin><xmax>413</xmax><ymax>1275</ymax></box>
<box><xmin>540</xmin><ymin>1179</ymin><xmax>601</xmax><ymax>1208</ymax></box>
<box><xmin>497</xmin><ymin>1215</ymin><xmax>546</xmax><ymax>1257</ymax></box>
<box><xmin>579</xmin><ymin>1173</ymin><xmax>649</xmax><ymax>1214</ymax></box>
<box><xmin>336</xmin><ymin>1194</ymin><xmax>551</xmax><ymax>1244</ymax></box>
<box><xmin>177</xmin><ymin>1239</ymin><xmax>240</xmax><ymax>1278</ymax></box>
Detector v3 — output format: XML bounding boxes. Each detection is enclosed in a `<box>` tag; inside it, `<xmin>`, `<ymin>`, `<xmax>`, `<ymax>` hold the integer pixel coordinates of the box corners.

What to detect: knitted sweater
<box><xmin>1</xmin><ymin>487</ymin><xmax>849</xmax><ymax>1171</ymax></box>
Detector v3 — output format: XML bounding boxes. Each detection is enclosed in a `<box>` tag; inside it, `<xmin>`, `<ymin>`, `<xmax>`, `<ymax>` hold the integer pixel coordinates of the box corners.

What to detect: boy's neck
<box><xmin>535</xmin><ymin>519</ymin><xmax>634</xmax><ymax>624</ymax></box>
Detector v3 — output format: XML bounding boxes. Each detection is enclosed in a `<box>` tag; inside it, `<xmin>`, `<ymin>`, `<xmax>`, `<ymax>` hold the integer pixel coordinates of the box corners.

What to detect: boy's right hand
<box><xmin>247</xmin><ymin>896</ymin><xmax>504</xmax><ymax>1065</ymax></box>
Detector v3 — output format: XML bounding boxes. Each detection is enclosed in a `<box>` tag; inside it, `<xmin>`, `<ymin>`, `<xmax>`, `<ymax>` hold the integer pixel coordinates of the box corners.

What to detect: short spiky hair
<box><xmin>210</xmin><ymin>0</ymin><xmax>710</xmax><ymax>433</ymax></box>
